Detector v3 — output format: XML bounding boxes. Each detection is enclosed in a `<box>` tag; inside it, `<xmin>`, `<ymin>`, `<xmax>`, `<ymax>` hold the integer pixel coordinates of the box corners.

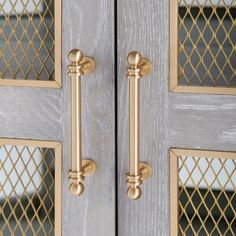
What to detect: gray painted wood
<box><xmin>170</xmin><ymin>93</ymin><xmax>236</xmax><ymax>151</ymax></box>
<box><xmin>117</xmin><ymin>0</ymin><xmax>170</xmax><ymax>235</ymax></box>
<box><xmin>0</xmin><ymin>0</ymin><xmax>115</xmax><ymax>235</ymax></box>
<box><xmin>62</xmin><ymin>1</ymin><xmax>115</xmax><ymax>236</ymax></box>
<box><xmin>117</xmin><ymin>1</ymin><xmax>236</xmax><ymax>236</ymax></box>
<box><xmin>0</xmin><ymin>87</ymin><xmax>62</xmax><ymax>140</ymax></box>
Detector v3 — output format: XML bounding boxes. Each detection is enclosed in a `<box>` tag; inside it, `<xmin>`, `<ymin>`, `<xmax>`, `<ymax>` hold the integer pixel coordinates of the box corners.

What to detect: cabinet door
<box><xmin>0</xmin><ymin>1</ymin><xmax>115</xmax><ymax>236</ymax></box>
<box><xmin>117</xmin><ymin>0</ymin><xmax>236</xmax><ymax>235</ymax></box>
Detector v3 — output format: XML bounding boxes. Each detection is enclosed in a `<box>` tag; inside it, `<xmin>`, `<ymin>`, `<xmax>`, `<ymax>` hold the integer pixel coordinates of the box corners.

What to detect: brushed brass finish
<box><xmin>69</xmin><ymin>159</ymin><xmax>96</xmax><ymax>196</ymax></box>
<box><xmin>127</xmin><ymin>162</ymin><xmax>152</xmax><ymax>200</ymax></box>
<box><xmin>139</xmin><ymin>162</ymin><xmax>152</xmax><ymax>181</ymax></box>
<box><xmin>68</xmin><ymin>49</ymin><xmax>96</xmax><ymax>196</ymax></box>
<box><xmin>138</xmin><ymin>58</ymin><xmax>152</xmax><ymax>77</ymax></box>
<box><xmin>82</xmin><ymin>159</ymin><xmax>97</xmax><ymax>177</ymax></box>
<box><xmin>80</xmin><ymin>57</ymin><xmax>96</xmax><ymax>75</ymax></box>
<box><xmin>126</xmin><ymin>51</ymin><xmax>152</xmax><ymax>200</ymax></box>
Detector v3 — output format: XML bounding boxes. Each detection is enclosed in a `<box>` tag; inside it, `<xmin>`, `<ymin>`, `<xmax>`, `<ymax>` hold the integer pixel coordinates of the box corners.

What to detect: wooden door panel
<box><xmin>0</xmin><ymin>88</ymin><xmax>62</xmax><ymax>140</ymax></box>
<box><xmin>117</xmin><ymin>0</ymin><xmax>236</xmax><ymax>236</ymax></box>
<box><xmin>0</xmin><ymin>0</ymin><xmax>116</xmax><ymax>235</ymax></box>
<box><xmin>117</xmin><ymin>0</ymin><xmax>169</xmax><ymax>235</ymax></box>
<box><xmin>62</xmin><ymin>1</ymin><xmax>115</xmax><ymax>235</ymax></box>
<box><xmin>170</xmin><ymin>94</ymin><xmax>236</xmax><ymax>151</ymax></box>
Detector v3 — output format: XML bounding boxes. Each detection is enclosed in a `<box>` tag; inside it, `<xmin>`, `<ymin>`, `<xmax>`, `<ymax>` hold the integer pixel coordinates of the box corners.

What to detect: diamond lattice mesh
<box><xmin>0</xmin><ymin>0</ymin><xmax>55</xmax><ymax>81</ymax></box>
<box><xmin>178</xmin><ymin>155</ymin><xmax>236</xmax><ymax>235</ymax></box>
<box><xmin>0</xmin><ymin>145</ymin><xmax>55</xmax><ymax>236</ymax></box>
<box><xmin>178</xmin><ymin>0</ymin><xmax>236</xmax><ymax>87</ymax></box>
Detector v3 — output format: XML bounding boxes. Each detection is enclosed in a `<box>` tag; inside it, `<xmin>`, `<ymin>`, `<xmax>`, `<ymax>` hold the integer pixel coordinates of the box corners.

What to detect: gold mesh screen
<box><xmin>171</xmin><ymin>149</ymin><xmax>236</xmax><ymax>236</ymax></box>
<box><xmin>0</xmin><ymin>141</ymin><xmax>61</xmax><ymax>236</ymax></box>
<box><xmin>0</xmin><ymin>0</ymin><xmax>61</xmax><ymax>87</ymax></box>
<box><xmin>178</xmin><ymin>0</ymin><xmax>236</xmax><ymax>88</ymax></box>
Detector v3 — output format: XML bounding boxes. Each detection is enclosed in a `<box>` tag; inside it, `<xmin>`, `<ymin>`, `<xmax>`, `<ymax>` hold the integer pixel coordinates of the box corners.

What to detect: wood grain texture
<box><xmin>117</xmin><ymin>0</ymin><xmax>170</xmax><ymax>235</ymax></box>
<box><xmin>170</xmin><ymin>93</ymin><xmax>236</xmax><ymax>151</ymax></box>
<box><xmin>118</xmin><ymin>1</ymin><xmax>236</xmax><ymax>235</ymax></box>
<box><xmin>62</xmin><ymin>0</ymin><xmax>115</xmax><ymax>236</ymax></box>
<box><xmin>0</xmin><ymin>87</ymin><xmax>62</xmax><ymax>140</ymax></box>
<box><xmin>0</xmin><ymin>1</ymin><xmax>115</xmax><ymax>236</ymax></box>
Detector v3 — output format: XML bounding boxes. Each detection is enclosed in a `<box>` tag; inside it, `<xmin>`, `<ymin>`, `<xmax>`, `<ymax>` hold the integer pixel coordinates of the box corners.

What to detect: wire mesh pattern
<box><xmin>178</xmin><ymin>155</ymin><xmax>236</xmax><ymax>235</ymax></box>
<box><xmin>0</xmin><ymin>145</ymin><xmax>55</xmax><ymax>236</ymax></box>
<box><xmin>178</xmin><ymin>0</ymin><xmax>236</xmax><ymax>87</ymax></box>
<box><xmin>0</xmin><ymin>0</ymin><xmax>55</xmax><ymax>81</ymax></box>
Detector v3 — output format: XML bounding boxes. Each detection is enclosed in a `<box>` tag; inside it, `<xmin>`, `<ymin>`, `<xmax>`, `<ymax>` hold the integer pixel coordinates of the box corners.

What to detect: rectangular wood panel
<box><xmin>61</xmin><ymin>0</ymin><xmax>115</xmax><ymax>235</ymax></box>
<box><xmin>117</xmin><ymin>0</ymin><xmax>170</xmax><ymax>235</ymax></box>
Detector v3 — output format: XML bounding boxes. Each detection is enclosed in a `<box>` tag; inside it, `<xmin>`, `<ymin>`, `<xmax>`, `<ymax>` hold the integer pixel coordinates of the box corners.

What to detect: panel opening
<box><xmin>170</xmin><ymin>0</ymin><xmax>236</xmax><ymax>94</ymax></box>
<box><xmin>0</xmin><ymin>0</ymin><xmax>61</xmax><ymax>88</ymax></box>
<box><xmin>0</xmin><ymin>139</ymin><xmax>61</xmax><ymax>236</ymax></box>
<box><xmin>170</xmin><ymin>149</ymin><xmax>236</xmax><ymax>235</ymax></box>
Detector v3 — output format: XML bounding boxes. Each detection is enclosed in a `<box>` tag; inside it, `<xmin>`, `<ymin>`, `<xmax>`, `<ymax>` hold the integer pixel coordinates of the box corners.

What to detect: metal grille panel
<box><xmin>178</xmin><ymin>0</ymin><xmax>236</xmax><ymax>88</ymax></box>
<box><xmin>171</xmin><ymin>150</ymin><xmax>236</xmax><ymax>236</ymax></box>
<box><xmin>0</xmin><ymin>142</ymin><xmax>60</xmax><ymax>236</ymax></box>
<box><xmin>0</xmin><ymin>0</ymin><xmax>58</xmax><ymax>84</ymax></box>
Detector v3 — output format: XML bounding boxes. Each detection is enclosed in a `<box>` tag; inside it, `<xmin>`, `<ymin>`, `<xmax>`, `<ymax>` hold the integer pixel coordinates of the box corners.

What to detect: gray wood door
<box><xmin>0</xmin><ymin>1</ymin><xmax>115</xmax><ymax>236</ymax></box>
<box><xmin>2</xmin><ymin>0</ymin><xmax>236</xmax><ymax>235</ymax></box>
<box><xmin>117</xmin><ymin>0</ymin><xmax>236</xmax><ymax>235</ymax></box>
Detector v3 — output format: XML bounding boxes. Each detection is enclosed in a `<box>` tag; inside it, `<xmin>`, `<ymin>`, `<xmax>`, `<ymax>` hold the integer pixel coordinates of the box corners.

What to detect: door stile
<box><xmin>117</xmin><ymin>0</ymin><xmax>170</xmax><ymax>235</ymax></box>
<box><xmin>61</xmin><ymin>1</ymin><xmax>116</xmax><ymax>235</ymax></box>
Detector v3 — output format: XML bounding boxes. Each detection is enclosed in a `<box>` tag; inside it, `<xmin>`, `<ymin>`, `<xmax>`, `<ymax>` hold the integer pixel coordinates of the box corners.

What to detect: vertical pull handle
<box><xmin>126</xmin><ymin>51</ymin><xmax>153</xmax><ymax>200</ymax></box>
<box><xmin>68</xmin><ymin>49</ymin><xmax>96</xmax><ymax>196</ymax></box>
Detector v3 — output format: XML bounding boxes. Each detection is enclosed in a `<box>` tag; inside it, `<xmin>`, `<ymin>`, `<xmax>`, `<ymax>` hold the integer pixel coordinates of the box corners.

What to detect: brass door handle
<box><xmin>68</xmin><ymin>49</ymin><xmax>96</xmax><ymax>196</ymax></box>
<box><xmin>126</xmin><ymin>51</ymin><xmax>152</xmax><ymax>200</ymax></box>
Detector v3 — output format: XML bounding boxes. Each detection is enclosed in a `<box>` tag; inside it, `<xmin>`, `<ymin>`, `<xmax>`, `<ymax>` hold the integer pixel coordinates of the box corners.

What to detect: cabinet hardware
<box><xmin>126</xmin><ymin>51</ymin><xmax>152</xmax><ymax>200</ymax></box>
<box><xmin>68</xmin><ymin>49</ymin><xmax>96</xmax><ymax>196</ymax></box>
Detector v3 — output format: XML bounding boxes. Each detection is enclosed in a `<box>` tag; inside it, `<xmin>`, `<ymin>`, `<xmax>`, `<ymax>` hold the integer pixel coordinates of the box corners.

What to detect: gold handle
<box><xmin>126</xmin><ymin>51</ymin><xmax>152</xmax><ymax>200</ymax></box>
<box><xmin>68</xmin><ymin>49</ymin><xmax>96</xmax><ymax>196</ymax></box>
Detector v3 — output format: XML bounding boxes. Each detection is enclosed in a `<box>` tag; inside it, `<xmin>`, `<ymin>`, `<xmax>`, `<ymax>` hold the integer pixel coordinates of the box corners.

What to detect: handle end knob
<box><xmin>127</xmin><ymin>51</ymin><xmax>152</xmax><ymax>78</ymax></box>
<box><xmin>126</xmin><ymin>162</ymin><xmax>152</xmax><ymax>200</ymax></box>
<box><xmin>69</xmin><ymin>182</ymin><xmax>84</xmax><ymax>196</ymax></box>
<box><xmin>127</xmin><ymin>185</ymin><xmax>142</xmax><ymax>200</ymax></box>
<box><xmin>68</xmin><ymin>49</ymin><xmax>83</xmax><ymax>64</ymax></box>
<box><xmin>127</xmin><ymin>51</ymin><xmax>142</xmax><ymax>67</ymax></box>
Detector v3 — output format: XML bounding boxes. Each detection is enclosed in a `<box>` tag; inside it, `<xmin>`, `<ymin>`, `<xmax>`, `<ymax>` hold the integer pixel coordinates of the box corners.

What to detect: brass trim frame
<box><xmin>169</xmin><ymin>0</ymin><xmax>236</xmax><ymax>95</ymax></box>
<box><xmin>170</xmin><ymin>148</ymin><xmax>236</xmax><ymax>236</ymax></box>
<box><xmin>170</xmin><ymin>150</ymin><xmax>178</xmax><ymax>236</ymax></box>
<box><xmin>54</xmin><ymin>0</ymin><xmax>62</xmax><ymax>88</ymax></box>
<box><xmin>169</xmin><ymin>0</ymin><xmax>178</xmax><ymax>93</ymax></box>
<box><xmin>0</xmin><ymin>138</ymin><xmax>62</xmax><ymax>236</ymax></box>
<box><xmin>0</xmin><ymin>0</ymin><xmax>62</xmax><ymax>88</ymax></box>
